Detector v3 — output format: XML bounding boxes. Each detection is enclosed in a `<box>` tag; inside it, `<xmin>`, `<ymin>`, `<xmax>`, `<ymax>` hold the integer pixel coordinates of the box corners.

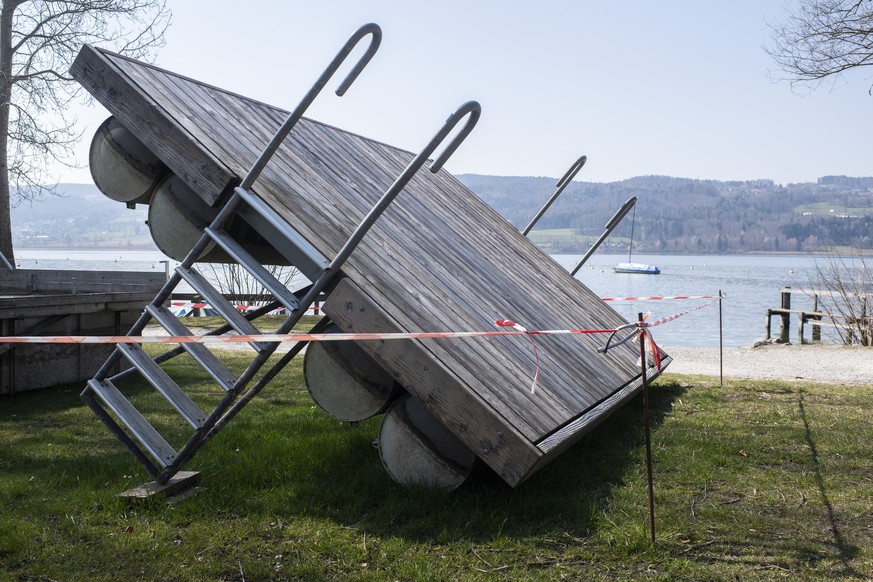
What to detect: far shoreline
<box><xmin>14</xmin><ymin>245</ymin><xmax>872</xmax><ymax>258</ymax></box>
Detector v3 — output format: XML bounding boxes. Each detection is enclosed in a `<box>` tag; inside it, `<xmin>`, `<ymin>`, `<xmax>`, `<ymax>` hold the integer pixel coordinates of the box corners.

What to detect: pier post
<box><xmin>812</xmin><ymin>294</ymin><xmax>821</xmax><ymax>342</ymax></box>
<box><xmin>779</xmin><ymin>287</ymin><xmax>791</xmax><ymax>343</ymax></box>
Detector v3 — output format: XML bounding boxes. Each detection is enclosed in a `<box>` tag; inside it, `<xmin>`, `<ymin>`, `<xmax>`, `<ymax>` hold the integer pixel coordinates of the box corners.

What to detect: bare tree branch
<box><xmin>767</xmin><ymin>0</ymin><xmax>873</xmax><ymax>93</ymax></box>
<box><xmin>811</xmin><ymin>248</ymin><xmax>873</xmax><ymax>345</ymax></box>
<box><xmin>0</xmin><ymin>0</ymin><xmax>171</xmax><ymax>262</ymax></box>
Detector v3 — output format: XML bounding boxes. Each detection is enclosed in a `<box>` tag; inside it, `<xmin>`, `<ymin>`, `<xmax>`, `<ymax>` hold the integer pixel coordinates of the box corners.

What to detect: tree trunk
<box><xmin>0</xmin><ymin>2</ymin><xmax>16</xmax><ymax>266</ymax></box>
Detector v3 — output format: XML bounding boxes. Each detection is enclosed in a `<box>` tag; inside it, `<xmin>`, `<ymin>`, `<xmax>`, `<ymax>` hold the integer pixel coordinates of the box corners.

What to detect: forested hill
<box><xmin>457</xmin><ymin>174</ymin><xmax>873</xmax><ymax>253</ymax></box>
<box><xmin>11</xmin><ymin>176</ymin><xmax>873</xmax><ymax>254</ymax></box>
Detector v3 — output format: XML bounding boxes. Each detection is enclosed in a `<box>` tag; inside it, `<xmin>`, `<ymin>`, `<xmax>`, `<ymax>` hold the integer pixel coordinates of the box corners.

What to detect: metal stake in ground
<box><xmin>638</xmin><ymin>312</ymin><xmax>656</xmax><ymax>544</ymax></box>
<box><xmin>719</xmin><ymin>290</ymin><xmax>724</xmax><ymax>389</ymax></box>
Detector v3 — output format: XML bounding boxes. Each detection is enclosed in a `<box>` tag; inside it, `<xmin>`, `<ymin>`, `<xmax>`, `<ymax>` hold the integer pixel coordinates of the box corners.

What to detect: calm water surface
<box><xmin>554</xmin><ymin>253</ymin><xmax>824</xmax><ymax>348</ymax></box>
<box><xmin>16</xmin><ymin>249</ymin><xmax>827</xmax><ymax>349</ymax></box>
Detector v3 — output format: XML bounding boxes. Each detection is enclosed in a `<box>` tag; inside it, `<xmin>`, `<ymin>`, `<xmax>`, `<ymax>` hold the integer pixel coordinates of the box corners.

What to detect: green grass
<box><xmin>794</xmin><ymin>203</ymin><xmax>873</xmax><ymax>217</ymax></box>
<box><xmin>527</xmin><ymin>228</ymin><xmax>598</xmax><ymax>245</ymax></box>
<box><xmin>179</xmin><ymin>314</ymin><xmax>322</xmax><ymax>332</ymax></box>
<box><xmin>2</xmin><ymin>360</ymin><xmax>872</xmax><ymax>580</ymax></box>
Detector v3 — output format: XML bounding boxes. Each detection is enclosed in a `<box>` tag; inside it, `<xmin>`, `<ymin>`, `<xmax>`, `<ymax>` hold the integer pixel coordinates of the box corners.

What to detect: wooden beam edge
<box><xmin>324</xmin><ymin>278</ymin><xmax>543</xmax><ymax>487</ymax></box>
<box><xmin>70</xmin><ymin>45</ymin><xmax>237</xmax><ymax>205</ymax></box>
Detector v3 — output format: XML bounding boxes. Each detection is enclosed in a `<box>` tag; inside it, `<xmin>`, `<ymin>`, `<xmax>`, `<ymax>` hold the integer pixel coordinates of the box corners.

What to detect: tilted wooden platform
<box><xmin>72</xmin><ymin>44</ymin><xmax>669</xmax><ymax>486</ymax></box>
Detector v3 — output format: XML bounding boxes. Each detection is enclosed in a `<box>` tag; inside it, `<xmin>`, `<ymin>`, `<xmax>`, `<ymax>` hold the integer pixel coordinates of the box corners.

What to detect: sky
<box><xmin>55</xmin><ymin>0</ymin><xmax>873</xmax><ymax>186</ymax></box>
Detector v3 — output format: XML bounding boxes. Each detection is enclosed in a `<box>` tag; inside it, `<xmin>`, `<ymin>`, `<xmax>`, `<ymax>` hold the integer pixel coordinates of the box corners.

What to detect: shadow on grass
<box><xmin>222</xmin><ymin>378</ymin><xmax>690</xmax><ymax>543</ymax></box>
<box><xmin>0</xmin><ymin>376</ymin><xmax>686</xmax><ymax>545</ymax></box>
<box><xmin>797</xmin><ymin>389</ymin><xmax>861</xmax><ymax>577</ymax></box>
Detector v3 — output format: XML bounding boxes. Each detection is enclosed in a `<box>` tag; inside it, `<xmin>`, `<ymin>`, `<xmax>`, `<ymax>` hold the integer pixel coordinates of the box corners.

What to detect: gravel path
<box><xmin>664</xmin><ymin>344</ymin><xmax>873</xmax><ymax>385</ymax></box>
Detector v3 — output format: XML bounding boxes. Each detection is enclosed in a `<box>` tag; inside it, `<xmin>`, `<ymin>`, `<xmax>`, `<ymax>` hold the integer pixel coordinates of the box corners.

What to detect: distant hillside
<box><xmin>11</xmin><ymin>175</ymin><xmax>873</xmax><ymax>255</ymax></box>
<box><xmin>457</xmin><ymin>174</ymin><xmax>873</xmax><ymax>253</ymax></box>
<box><xmin>11</xmin><ymin>184</ymin><xmax>157</xmax><ymax>250</ymax></box>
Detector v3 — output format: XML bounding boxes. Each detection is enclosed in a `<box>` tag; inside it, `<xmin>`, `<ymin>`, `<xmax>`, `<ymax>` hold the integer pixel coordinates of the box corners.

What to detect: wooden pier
<box><xmin>71</xmin><ymin>30</ymin><xmax>669</xmax><ymax>489</ymax></box>
<box><xmin>766</xmin><ymin>286</ymin><xmax>872</xmax><ymax>344</ymax></box>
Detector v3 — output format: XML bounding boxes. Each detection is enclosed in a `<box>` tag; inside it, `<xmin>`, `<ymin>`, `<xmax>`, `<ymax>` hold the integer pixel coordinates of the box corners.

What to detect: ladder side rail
<box><xmin>239</xmin><ymin>23</ymin><xmax>381</xmax><ymax>190</ymax></box>
<box><xmin>158</xmin><ymin>288</ymin><xmax>322</xmax><ymax>482</ymax></box>
<box><xmin>570</xmin><ymin>196</ymin><xmax>637</xmax><ymax>276</ymax></box>
<box><xmin>175</xmin><ymin>23</ymin><xmax>381</xmax><ymax>275</ymax></box>
<box><xmin>203</xmin><ymin>101</ymin><xmax>480</xmax><ymax>420</ymax></box>
<box><xmin>82</xmin><ymin>391</ymin><xmax>163</xmax><ymax>480</ymax></box>
<box><xmin>160</xmin><ymin>316</ymin><xmax>333</xmax><ymax>481</ymax></box>
<box><xmin>288</xmin><ymin>100</ymin><xmax>482</xmax><ymax>333</ymax></box>
<box><xmin>521</xmin><ymin>155</ymin><xmax>586</xmax><ymax>237</ymax></box>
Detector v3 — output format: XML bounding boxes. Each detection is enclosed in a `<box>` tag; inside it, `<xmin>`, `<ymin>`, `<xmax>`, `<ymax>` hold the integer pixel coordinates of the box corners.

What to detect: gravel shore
<box><xmin>664</xmin><ymin>344</ymin><xmax>873</xmax><ymax>385</ymax></box>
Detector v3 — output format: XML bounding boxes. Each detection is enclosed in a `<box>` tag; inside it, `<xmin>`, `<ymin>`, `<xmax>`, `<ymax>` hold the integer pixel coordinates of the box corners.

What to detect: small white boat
<box><xmin>613</xmin><ymin>262</ymin><xmax>660</xmax><ymax>275</ymax></box>
<box><xmin>613</xmin><ymin>205</ymin><xmax>660</xmax><ymax>274</ymax></box>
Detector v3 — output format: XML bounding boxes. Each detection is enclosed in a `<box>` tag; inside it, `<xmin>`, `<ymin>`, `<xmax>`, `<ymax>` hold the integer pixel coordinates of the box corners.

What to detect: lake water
<box><xmin>14</xmin><ymin>249</ymin><xmax>832</xmax><ymax>349</ymax></box>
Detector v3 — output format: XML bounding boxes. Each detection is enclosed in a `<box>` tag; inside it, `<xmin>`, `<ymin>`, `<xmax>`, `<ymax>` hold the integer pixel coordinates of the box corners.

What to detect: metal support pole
<box><xmin>638</xmin><ymin>312</ymin><xmax>656</xmax><ymax>545</ymax></box>
<box><xmin>718</xmin><ymin>290</ymin><xmax>724</xmax><ymax>389</ymax></box>
<box><xmin>290</xmin><ymin>101</ymin><xmax>481</xmax><ymax>323</ymax></box>
<box><xmin>521</xmin><ymin>155</ymin><xmax>586</xmax><ymax>236</ymax></box>
<box><xmin>570</xmin><ymin>196</ymin><xmax>637</xmax><ymax>276</ymax></box>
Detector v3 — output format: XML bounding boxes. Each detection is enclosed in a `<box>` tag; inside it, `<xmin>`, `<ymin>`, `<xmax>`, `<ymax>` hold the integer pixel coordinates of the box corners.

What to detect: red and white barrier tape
<box><xmin>645</xmin><ymin>296</ymin><xmax>721</xmax><ymax>327</ymax></box>
<box><xmin>0</xmin><ymin>296</ymin><xmax>722</xmax><ymax>346</ymax></box>
<box><xmin>600</xmin><ymin>295</ymin><xmax>718</xmax><ymax>301</ymax></box>
<box><xmin>0</xmin><ymin>297</ymin><xmax>723</xmax><ymax>393</ymax></box>
<box><xmin>495</xmin><ymin>319</ymin><xmax>541</xmax><ymax>394</ymax></box>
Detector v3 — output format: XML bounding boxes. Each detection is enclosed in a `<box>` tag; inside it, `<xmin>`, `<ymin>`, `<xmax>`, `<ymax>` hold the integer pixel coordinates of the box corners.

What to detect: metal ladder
<box><xmin>81</xmin><ymin>22</ymin><xmax>482</xmax><ymax>485</ymax></box>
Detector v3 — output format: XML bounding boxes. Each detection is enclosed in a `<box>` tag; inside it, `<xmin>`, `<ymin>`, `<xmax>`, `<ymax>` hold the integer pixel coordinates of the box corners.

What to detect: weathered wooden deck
<box><xmin>72</xmin><ymin>46</ymin><xmax>669</xmax><ymax>485</ymax></box>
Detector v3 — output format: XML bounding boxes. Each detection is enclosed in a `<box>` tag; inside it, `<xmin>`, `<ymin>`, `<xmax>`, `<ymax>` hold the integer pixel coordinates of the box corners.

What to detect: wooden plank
<box><xmin>325</xmin><ymin>278</ymin><xmax>543</xmax><ymax>486</ymax></box>
<box><xmin>0</xmin><ymin>269</ymin><xmax>165</xmax><ymax>294</ymax></box>
<box><xmin>536</xmin><ymin>356</ymin><xmax>672</xmax><ymax>457</ymax></box>
<box><xmin>276</xmin><ymin>123</ymin><xmax>638</xmax><ymax>397</ymax></box>
<box><xmin>70</xmin><ymin>46</ymin><xmax>237</xmax><ymax>204</ymax></box>
<box><xmin>116</xmin><ymin>63</ymin><xmax>263</xmax><ymax>180</ymax></box>
<box><xmin>242</xmin><ymin>146</ymin><xmax>570</xmax><ymax>436</ymax></box>
<box><xmin>120</xmin><ymin>471</ymin><xmax>201</xmax><ymax>502</ymax></box>
<box><xmin>0</xmin><ymin>293</ymin><xmax>157</xmax><ymax>319</ymax></box>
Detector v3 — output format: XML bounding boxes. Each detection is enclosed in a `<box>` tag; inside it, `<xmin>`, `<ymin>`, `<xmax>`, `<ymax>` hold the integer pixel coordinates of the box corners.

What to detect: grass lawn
<box><xmin>1</xmin><ymin>354</ymin><xmax>872</xmax><ymax>580</ymax></box>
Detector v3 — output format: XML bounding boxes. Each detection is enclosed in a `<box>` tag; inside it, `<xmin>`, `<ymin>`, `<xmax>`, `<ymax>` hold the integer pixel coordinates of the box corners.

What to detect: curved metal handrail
<box><xmin>570</xmin><ymin>195</ymin><xmax>637</xmax><ymax>276</ymax></box>
<box><xmin>332</xmin><ymin>100</ymin><xmax>481</xmax><ymax>267</ymax></box>
<box><xmin>240</xmin><ymin>22</ymin><xmax>382</xmax><ymax>190</ymax></box>
<box><xmin>556</xmin><ymin>154</ymin><xmax>588</xmax><ymax>190</ymax></box>
<box><xmin>521</xmin><ymin>154</ymin><xmax>587</xmax><ymax>236</ymax></box>
<box><xmin>291</xmin><ymin>100</ymin><xmax>482</xmax><ymax>313</ymax></box>
<box><xmin>429</xmin><ymin>101</ymin><xmax>482</xmax><ymax>172</ymax></box>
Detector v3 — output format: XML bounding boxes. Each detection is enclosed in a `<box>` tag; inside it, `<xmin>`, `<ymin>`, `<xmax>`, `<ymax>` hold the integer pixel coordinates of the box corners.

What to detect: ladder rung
<box><xmin>146</xmin><ymin>304</ymin><xmax>237</xmax><ymax>391</ymax></box>
<box><xmin>205</xmin><ymin>227</ymin><xmax>301</xmax><ymax>311</ymax></box>
<box><xmin>86</xmin><ymin>379</ymin><xmax>177</xmax><ymax>467</ymax></box>
<box><xmin>116</xmin><ymin>343</ymin><xmax>208</xmax><ymax>428</ymax></box>
<box><xmin>176</xmin><ymin>266</ymin><xmax>271</xmax><ymax>352</ymax></box>
<box><xmin>235</xmin><ymin>187</ymin><xmax>330</xmax><ymax>279</ymax></box>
